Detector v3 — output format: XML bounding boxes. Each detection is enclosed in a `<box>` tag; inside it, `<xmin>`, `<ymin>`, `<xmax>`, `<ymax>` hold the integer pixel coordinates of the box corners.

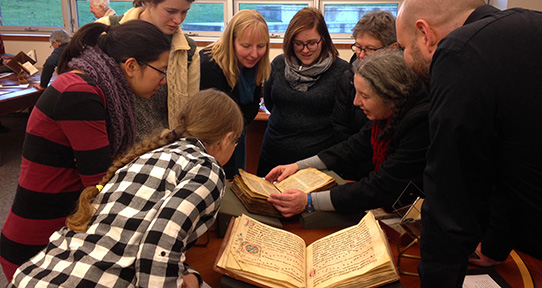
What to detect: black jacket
<box><xmin>319</xmin><ymin>92</ymin><xmax>430</xmax><ymax>213</ymax></box>
<box><xmin>40</xmin><ymin>43</ymin><xmax>67</xmax><ymax>88</ymax></box>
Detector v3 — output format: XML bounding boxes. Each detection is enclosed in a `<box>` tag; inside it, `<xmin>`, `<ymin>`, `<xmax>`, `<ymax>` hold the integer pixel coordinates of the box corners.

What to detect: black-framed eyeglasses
<box><xmin>351</xmin><ymin>44</ymin><xmax>385</xmax><ymax>56</ymax></box>
<box><xmin>293</xmin><ymin>38</ymin><xmax>323</xmax><ymax>52</ymax></box>
<box><xmin>145</xmin><ymin>63</ymin><xmax>167</xmax><ymax>80</ymax></box>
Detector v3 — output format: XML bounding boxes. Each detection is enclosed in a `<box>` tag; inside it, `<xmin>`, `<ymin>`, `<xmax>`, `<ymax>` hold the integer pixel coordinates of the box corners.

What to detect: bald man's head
<box><xmin>396</xmin><ymin>0</ymin><xmax>484</xmax><ymax>84</ymax></box>
<box><xmin>398</xmin><ymin>0</ymin><xmax>484</xmax><ymax>42</ymax></box>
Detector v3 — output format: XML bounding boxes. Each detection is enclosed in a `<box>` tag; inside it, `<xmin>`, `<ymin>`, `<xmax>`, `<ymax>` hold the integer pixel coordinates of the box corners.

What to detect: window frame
<box><xmin>0</xmin><ymin>0</ymin><xmax>402</xmax><ymax>43</ymax></box>
<box><xmin>320</xmin><ymin>0</ymin><xmax>402</xmax><ymax>40</ymax></box>
<box><xmin>68</xmin><ymin>0</ymin><xmax>135</xmax><ymax>31</ymax></box>
<box><xmin>234</xmin><ymin>0</ymin><xmax>314</xmax><ymax>39</ymax></box>
<box><xmin>183</xmin><ymin>0</ymin><xmax>230</xmax><ymax>38</ymax></box>
<box><xmin>0</xmin><ymin>0</ymin><xmax>71</xmax><ymax>34</ymax></box>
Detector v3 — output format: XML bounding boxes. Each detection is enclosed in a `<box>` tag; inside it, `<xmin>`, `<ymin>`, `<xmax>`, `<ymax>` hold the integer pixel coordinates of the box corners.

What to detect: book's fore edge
<box><xmin>231</xmin><ymin>179</ymin><xmax>283</xmax><ymax>218</ymax></box>
<box><xmin>376</xmin><ymin>219</ymin><xmax>402</xmax><ymax>282</ymax></box>
<box><xmin>212</xmin><ymin>215</ymin><xmax>274</xmax><ymax>288</ymax></box>
<box><xmin>305</xmin><ymin>212</ymin><xmax>400</xmax><ymax>288</ymax></box>
<box><xmin>348</xmin><ymin>218</ymin><xmax>401</xmax><ymax>288</ymax></box>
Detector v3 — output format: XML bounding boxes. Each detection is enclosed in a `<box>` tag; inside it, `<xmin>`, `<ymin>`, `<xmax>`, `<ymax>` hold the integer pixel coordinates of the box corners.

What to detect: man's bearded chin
<box><xmin>411</xmin><ymin>45</ymin><xmax>432</xmax><ymax>90</ymax></box>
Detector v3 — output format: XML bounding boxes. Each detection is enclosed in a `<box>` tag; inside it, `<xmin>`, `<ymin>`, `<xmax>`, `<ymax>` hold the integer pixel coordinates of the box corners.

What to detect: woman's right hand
<box><xmin>265</xmin><ymin>163</ymin><xmax>299</xmax><ymax>182</ymax></box>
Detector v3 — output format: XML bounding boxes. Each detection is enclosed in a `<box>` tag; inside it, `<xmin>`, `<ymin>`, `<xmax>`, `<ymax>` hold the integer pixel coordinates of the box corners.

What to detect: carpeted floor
<box><xmin>0</xmin><ymin>113</ymin><xmax>28</xmax><ymax>287</ymax></box>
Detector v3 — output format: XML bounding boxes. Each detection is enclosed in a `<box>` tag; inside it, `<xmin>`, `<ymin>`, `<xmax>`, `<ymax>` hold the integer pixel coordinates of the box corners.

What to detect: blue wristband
<box><xmin>306</xmin><ymin>193</ymin><xmax>314</xmax><ymax>213</ymax></box>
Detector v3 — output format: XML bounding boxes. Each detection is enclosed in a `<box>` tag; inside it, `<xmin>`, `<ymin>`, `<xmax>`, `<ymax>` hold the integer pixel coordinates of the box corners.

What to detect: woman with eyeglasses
<box><xmin>257</xmin><ymin>7</ymin><xmax>350</xmax><ymax>176</ymax></box>
<box><xmin>333</xmin><ymin>11</ymin><xmax>398</xmax><ymax>142</ymax></box>
<box><xmin>266</xmin><ymin>50</ymin><xmax>429</xmax><ymax>219</ymax></box>
<box><xmin>200</xmin><ymin>10</ymin><xmax>271</xmax><ymax>179</ymax></box>
<box><xmin>331</xmin><ymin>10</ymin><xmax>400</xmax><ymax>180</ymax></box>
<box><xmin>96</xmin><ymin>0</ymin><xmax>200</xmax><ymax>141</ymax></box>
<box><xmin>0</xmin><ymin>20</ymin><xmax>170</xmax><ymax>281</ymax></box>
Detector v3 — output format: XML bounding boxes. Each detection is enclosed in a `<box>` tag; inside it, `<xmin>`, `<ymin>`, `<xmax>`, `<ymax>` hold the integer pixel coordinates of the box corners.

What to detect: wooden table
<box><xmin>186</xmin><ymin>217</ymin><xmax>541</xmax><ymax>288</ymax></box>
<box><xmin>0</xmin><ymin>72</ymin><xmax>42</xmax><ymax>166</ymax></box>
<box><xmin>0</xmin><ymin>72</ymin><xmax>42</xmax><ymax>116</ymax></box>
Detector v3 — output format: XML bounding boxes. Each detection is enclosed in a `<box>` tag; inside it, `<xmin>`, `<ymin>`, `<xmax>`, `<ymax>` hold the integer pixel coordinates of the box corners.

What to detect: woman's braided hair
<box><xmin>67</xmin><ymin>89</ymin><xmax>244</xmax><ymax>231</ymax></box>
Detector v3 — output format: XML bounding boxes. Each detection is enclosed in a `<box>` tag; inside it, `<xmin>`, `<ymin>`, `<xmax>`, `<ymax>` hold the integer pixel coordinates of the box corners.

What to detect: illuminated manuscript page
<box><xmin>219</xmin><ymin>214</ymin><xmax>307</xmax><ymax>288</ymax></box>
<box><xmin>275</xmin><ymin>167</ymin><xmax>333</xmax><ymax>193</ymax></box>
<box><xmin>305</xmin><ymin>212</ymin><xmax>389</xmax><ymax>288</ymax></box>
<box><xmin>239</xmin><ymin>170</ymin><xmax>281</xmax><ymax>198</ymax></box>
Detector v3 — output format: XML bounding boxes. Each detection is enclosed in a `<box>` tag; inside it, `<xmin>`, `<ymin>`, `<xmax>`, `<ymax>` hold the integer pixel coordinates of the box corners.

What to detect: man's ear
<box><xmin>388</xmin><ymin>42</ymin><xmax>400</xmax><ymax>49</ymax></box>
<box><xmin>415</xmin><ymin>19</ymin><xmax>439</xmax><ymax>55</ymax></box>
<box><xmin>122</xmin><ymin>57</ymin><xmax>138</xmax><ymax>78</ymax></box>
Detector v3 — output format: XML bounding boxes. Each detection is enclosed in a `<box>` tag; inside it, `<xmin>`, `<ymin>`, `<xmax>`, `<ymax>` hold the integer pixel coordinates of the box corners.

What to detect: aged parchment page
<box><xmin>239</xmin><ymin>169</ymin><xmax>281</xmax><ymax>198</ymax></box>
<box><xmin>275</xmin><ymin>167</ymin><xmax>334</xmax><ymax>193</ymax></box>
<box><xmin>305</xmin><ymin>211</ymin><xmax>391</xmax><ymax>288</ymax></box>
<box><xmin>217</xmin><ymin>214</ymin><xmax>307</xmax><ymax>288</ymax></box>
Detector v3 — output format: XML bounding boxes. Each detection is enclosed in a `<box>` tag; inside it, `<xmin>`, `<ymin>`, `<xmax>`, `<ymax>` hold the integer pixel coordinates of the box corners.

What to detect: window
<box><xmin>0</xmin><ymin>0</ymin><xmax>402</xmax><ymax>41</ymax></box>
<box><xmin>322</xmin><ymin>1</ymin><xmax>400</xmax><ymax>39</ymax></box>
<box><xmin>237</xmin><ymin>1</ymin><xmax>311</xmax><ymax>38</ymax></box>
<box><xmin>73</xmin><ymin>0</ymin><xmax>134</xmax><ymax>27</ymax></box>
<box><xmin>182</xmin><ymin>1</ymin><xmax>226</xmax><ymax>37</ymax></box>
<box><xmin>0</xmin><ymin>0</ymin><xmax>68</xmax><ymax>33</ymax></box>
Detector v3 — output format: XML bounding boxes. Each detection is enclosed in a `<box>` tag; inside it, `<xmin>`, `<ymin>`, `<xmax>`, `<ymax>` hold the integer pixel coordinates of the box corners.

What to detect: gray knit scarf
<box><xmin>69</xmin><ymin>46</ymin><xmax>136</xmax><ymax>157</ymax></box>
<box><xmin>284</xmin><ymin>52</ymin><xmax>333</xmax><ymax>92</ymax></box>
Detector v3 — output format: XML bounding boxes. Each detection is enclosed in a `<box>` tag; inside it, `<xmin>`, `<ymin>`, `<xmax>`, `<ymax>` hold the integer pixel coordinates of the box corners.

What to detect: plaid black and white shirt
<box><xmin>10</xmin><ymin>138</ymin><xmax>225</xmax><ymax>287</ymax></box>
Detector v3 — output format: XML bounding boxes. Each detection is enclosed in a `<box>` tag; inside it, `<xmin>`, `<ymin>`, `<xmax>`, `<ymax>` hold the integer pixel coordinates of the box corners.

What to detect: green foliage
<box><xmin>1</xmin><ymin>0</ymin><xmax>63</xmax><ymax>27</ymax></box>
<box><xmin>184</xmin><ymin>2</ymin><xmax>223</xmax><ymax>23</ymax></box>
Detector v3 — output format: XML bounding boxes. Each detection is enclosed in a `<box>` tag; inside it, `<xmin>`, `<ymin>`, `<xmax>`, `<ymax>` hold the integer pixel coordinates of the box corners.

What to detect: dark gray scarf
<box><xmin>69</xmin><ymin>46</ymin><xmax>136</xmax><ymax>157</ymax></box>
<box><xmin>284</xmin><ymin>52</ymin><xmax>333</xmax><ymax>92</ymax></box>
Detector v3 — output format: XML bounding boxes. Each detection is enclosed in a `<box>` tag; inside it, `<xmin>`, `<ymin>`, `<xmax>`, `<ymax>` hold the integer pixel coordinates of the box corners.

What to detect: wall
<box><xmin>4</xmin><ymin>40</ymin><xmax>51</xmax><ymax>69</ymax></box>
<box><xmin>507</xmin><ymin>0</ymin><xmax>542</xmax><ymax>10</ymax></box>
<box><xmin>492</xmin><ymin>0</ymin><xmax>508</xmax><ymax>10</ymax></box>
<box><xmin>3</xmin><ymin>39</ymin><xmax>353</xmax><ymax>70</ymax></box>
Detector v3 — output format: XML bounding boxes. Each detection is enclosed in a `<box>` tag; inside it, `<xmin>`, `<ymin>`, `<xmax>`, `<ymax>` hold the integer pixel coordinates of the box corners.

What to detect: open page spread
<box><xmin>306</xmin><ymin>211</ymin><xmax>397</xmax><ymax>288</ymax></box>
<box><xmin>216</xmin><ymin>212</ymin><xmax>398</xmax><ymax>288</ymax></box>
<box><xmin>217</xmin><ymin>214</ymin><xmax>307</xmax><ymax>288</ymax></box>
<box><xmin>274</xmin><ymin>167</ymin><xmax>335</xmax><ymax>193</ymax></box>
<box><xmin>239</xmin><ymin>169</ymin><xmax>281</xmax><ymax>199</ymax></box>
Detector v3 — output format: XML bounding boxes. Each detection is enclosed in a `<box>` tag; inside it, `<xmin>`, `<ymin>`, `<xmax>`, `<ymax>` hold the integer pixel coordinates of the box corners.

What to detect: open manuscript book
<box><xmin>214</xmin><ymin>211</ymin><xmax>400</xmax><ymax>288</ymax></box>
<box><xmin>231</xmin><ymin>168</ymin><xmax>337</xmax><ymax>217</ymax></box>
<box><xmin>238</xmin><ymin>168</ymin><xmax>336</xmax><ymax>199</ymax></box>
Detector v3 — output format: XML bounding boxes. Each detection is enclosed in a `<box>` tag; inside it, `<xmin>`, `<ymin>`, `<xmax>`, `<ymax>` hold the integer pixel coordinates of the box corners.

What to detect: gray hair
<box><xmin>50</xmin><ymin>29</ymin><xmax>71</xmax><ymax>44</ymax></box>
<box><xmin>357</xmin><ymin>50</ymin><xmax>424</xmax><ymax>139</ymax></box>
<box><xmin>352</xmin><ymin>10</ymin><xmax>396</xmax><ymax>47</ymax></box>
<box><xmin>90</xmin><ymin>0</ymin><xmax>110</xmax><ymax>9</ymax></box>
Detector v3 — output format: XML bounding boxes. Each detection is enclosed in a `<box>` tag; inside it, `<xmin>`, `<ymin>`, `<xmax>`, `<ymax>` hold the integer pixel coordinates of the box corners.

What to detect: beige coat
<box><xmin>97</xmin><ymin>7</ymin><xmax>200</xmax><ymax>128</ymax></box>
<box><xmin>103</xmin><ymin>8</ymin><xmax>116</xmax><ymax>17</ymax></box>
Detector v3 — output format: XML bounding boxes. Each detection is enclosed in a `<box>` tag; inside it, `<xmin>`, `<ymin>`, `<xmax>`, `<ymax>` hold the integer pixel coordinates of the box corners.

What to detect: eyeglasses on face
<box><xmin>144</xmin><ymin>63</ymin><xmax>167</xmax><ymax>80</ymax></box>
<box><xmin>351</xmin><ymin>44</ymin><xmax>385</xmax><ymax>55</ymax></box>
<box><xmin>293</xmin><ymin>38</ymin><xmax>323</xmax><ymax>52</ymax></box>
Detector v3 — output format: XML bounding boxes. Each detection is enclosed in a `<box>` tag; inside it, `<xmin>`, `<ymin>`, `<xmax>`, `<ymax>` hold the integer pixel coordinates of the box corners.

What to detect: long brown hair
<box><xmin>66</xmin><ymin>89</ymin><xmax>244</xmax><ymax>231</ymax></box>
